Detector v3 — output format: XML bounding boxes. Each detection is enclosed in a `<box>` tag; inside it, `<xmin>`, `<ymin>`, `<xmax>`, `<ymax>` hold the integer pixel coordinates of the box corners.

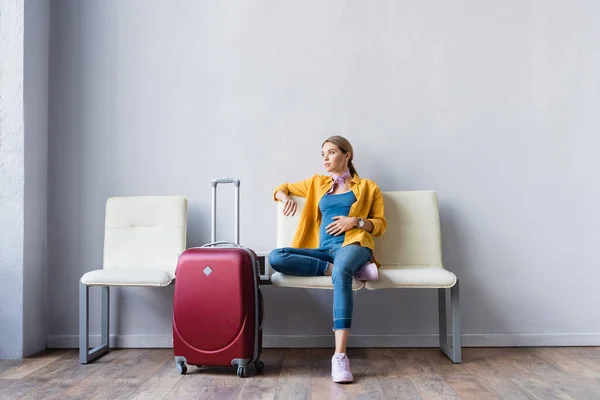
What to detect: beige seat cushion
<box><xmin>81</xmin><ymin>268</ymin><xmax>173</xmax><ymax>287</ymax></box>
<box><xmin>271</xmin><ymin>272</ymin><xmax>365</xmax><ymax>290</ymax></box>
<box><xmin>365</xmin><ymin>265</ymin><xmax>457</xmax><ymax>289</ymax></box>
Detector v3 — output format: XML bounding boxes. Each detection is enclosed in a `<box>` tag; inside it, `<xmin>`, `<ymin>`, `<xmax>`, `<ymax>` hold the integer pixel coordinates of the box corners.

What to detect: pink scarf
<box><xmin>326</xmin><ymin>170</ymin><xmax>351</xmax><ymax>194</ymax></box>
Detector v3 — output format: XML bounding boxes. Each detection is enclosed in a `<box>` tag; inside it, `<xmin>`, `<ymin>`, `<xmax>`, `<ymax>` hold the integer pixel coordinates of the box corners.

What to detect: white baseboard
<box><xmin>47</xmin><ymin>333</ymin><xmax>600</xmax><ymax>349</ymax></box>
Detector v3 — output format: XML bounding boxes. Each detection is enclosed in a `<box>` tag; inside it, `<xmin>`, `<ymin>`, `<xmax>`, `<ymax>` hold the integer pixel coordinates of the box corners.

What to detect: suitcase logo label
<box><xmin>203</xmin><ymin>266</ymin><xmax>213</xmax><ymax>276</ymax></box>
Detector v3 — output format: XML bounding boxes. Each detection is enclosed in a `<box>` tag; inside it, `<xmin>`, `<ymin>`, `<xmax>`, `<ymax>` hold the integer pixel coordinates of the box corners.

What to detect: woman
<box><xmin>269</xmin><ymin>135</ymin><xmax>387</xmax><ymax>383</ymax></box>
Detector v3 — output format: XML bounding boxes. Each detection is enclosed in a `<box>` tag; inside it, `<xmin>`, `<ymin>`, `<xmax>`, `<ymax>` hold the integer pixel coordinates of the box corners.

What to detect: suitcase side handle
<box><xmin>211</xmin><ymin>177</ymin><xmax>240</xmax><ymax>244</ymax></box>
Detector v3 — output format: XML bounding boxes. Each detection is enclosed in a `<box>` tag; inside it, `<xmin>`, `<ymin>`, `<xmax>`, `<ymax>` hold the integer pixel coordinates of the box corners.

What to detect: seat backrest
<box><xmin>276</xmin><ymin>197</ymin><xmax>307</xmax><ymax>248</ymax></box>
<box><xmin>103</xmin><ymin>196</ymin><xmax>187</xmax><ymax>274</ymax></box>
<box><xmin>276</xmin><ymin>191</ymin><xmax>442</xmax><ymax>267</ymax></box>
<box><xmin>374</xmin><ymin>191</ymin><xmax>442</xmax><ymax>267</ymax></box>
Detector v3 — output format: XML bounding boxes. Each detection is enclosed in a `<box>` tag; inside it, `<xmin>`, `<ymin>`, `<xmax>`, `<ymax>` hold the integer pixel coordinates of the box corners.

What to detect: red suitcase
<box><xmin>173</xmin><ymin>177</ymin><xmax>263</xmax><ymax>377</ymax></box>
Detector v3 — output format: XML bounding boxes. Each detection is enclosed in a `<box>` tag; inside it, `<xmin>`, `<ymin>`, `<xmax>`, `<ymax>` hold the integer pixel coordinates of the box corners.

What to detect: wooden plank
<box><xmin>507</xmin><ymin>348</ymin><xmax>572</xmax><ymax>379</ymax></box>
<box><xmin>17</xmin><ymin>358</ymin><xmax>104</xmax><ymax>400</ymax></box>
<box><xmin>510</xmin><ymin>376</ymin><xmax>577</xmax><ymax>400</ymax></box>
<box><xmin>473</xmin><ymin>348</ymin><xmax>541</xmax><ymax>379</ymax></box>
<box><xmin>442</xmin><ymin>376</ymin><xmax>501</xmax><ymax>400</ymax></box>
<box><xmin>390</xmin><ymin>348</ymin><xmax>438</xmax><ymax>377</ymax></box>
<box><xmin>0</xmin><ymin>350</ymin><xmax>69</xmax><ymax>379</ymax></box>
<box><xmin>0</xmin><ymin>361</ymin><xmax>24</xmax><ymax>376</ymax></box>
<box><xmin>526</xmin><ymin>374</ymin><xmax>600</xmax><ymax>400</ymax></box>
<box><xmin>128</xmin><ymin>358</ymin><xmax>182</xmax><ymax>400</ymax></box>
<box><xmin>162</xmin><ymin>369</ymin><xmax>215</xmax><ymax>400</ymax></box>
<box><xmin>531</xmin><ymin>348</ymin><xmax>600</xmax><ymax>379</ymax></box>
<box><xmin>274</xmin><ymin>348</ymin><xmax>311</xmax><ymax>400</ymax></box>
<box><xmin>0</xmin><ymin>379</ymin><xmax>14</xmax><ymax>390</ymax></box>
<box><xmin>366</xmin><ymin>348</ymin><xmax>422</xmax><ymax>400</ymax></box>
<box><xmin>419</xmin><ymin>348</ymin><xmax>498</xmax><ymax>379</ymax></box>
<box><xmin>409</xmin><ymin>375</ymin><xmax>462</xmax><ymax>400</ymax></box>
<box><xmin>60</xmin><ymin>349</ymin><xmax>158</xmax><ymax>399</ymax></box>
<box><xmin>386</xmin><ymin>348</ymin><xmax>460</xmax><ymax>399</ymax></box>
<box><xmin>476</xmin><ymin>375</ymin><xmax>537</xmax><ymax>400</ymax></box>
<box><xmin>0</xmin><ymin>379</ymin><xmax>39</xmax><ymax>400</ymax></box>
<box><xmin>236</xmin><ymin>349</ymin><xmax>284</xmax><ymax>400</ymax></box>
<box><xmin>419</xmin><ymin>349</ymin><xmax>500</xmax><ymax>399</ymax></box>
<box><xmin>473</xmin><ymin>348</ymin><xmax>582</xmax><ymax>400</ymax></box>
<box><xmin>556</xmin><ymin>347</ymin><xmax>600</xmax><ymax>374</ymax></box>
<box><xmin>19</xmin><ymin>354</ymin><xmax>93</xmax><ymax>381</ymax></box>
<box><xmin>139</xmin><ymin>349</ymin><xmax>174</xmax><ymax>364</ymax></box>
<box><xmin>200</xmin><ymin>366</ymin><xmax>246</xmax><ymax>400</ymax></box>
<box><xmin>0</xmin><ymin>349</ymin><xmax>120</xmax><ymax>400</ymax></box>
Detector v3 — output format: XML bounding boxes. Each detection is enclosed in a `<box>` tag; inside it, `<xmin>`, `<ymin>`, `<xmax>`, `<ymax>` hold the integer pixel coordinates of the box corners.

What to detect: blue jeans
<box><xmin>268</xmin><ymin>243</ymin><xmax>372</xmax><ymax>330</ymax></box>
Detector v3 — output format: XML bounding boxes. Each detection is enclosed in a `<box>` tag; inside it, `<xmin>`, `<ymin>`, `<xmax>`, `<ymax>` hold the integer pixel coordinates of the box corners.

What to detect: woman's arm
<box><xmin>360</xmin><ymin>218</ymin><xmax>375</xmax><ymax>233</ymax></box>
<box><xmin>272</xmin><ymin>175</ymin><xmax>314</xmax><ymax>201</ymax></box>
<box><xmin>275</xmin><ymin>190</ymin><xmax>297</xmax><ymax>216</ymax></box>
<box><xmin>274</xmin><ymin>190</ymin><xmax>289</xmax><ymax>202</ymax></box>
<box><xmin>366</xmin><ymin>186</ymin><xmax>387</xmax><ymax>237</ymax></box>
<box><xmin>273</xmin><ymin>175</ymin><xmax>315</xmax><ymax>217</ymax></box>
<box><xmin>334</xmin><ymin>217</ymin><xmax>375</xmax><ymax>234</ymax></box>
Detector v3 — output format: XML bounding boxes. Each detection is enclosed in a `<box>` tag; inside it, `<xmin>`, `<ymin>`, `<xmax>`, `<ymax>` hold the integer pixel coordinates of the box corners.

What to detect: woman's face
<box><xmin>321</xmin><ymin>142</ymin><xmax>350</xmax><ymax>174</ymax></box>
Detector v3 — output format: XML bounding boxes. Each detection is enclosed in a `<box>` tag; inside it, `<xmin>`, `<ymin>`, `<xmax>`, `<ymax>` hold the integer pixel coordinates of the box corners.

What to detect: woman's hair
<box><xmin>322</xmin><ymin>135</ymin><xmax>358</xmax><ymax>176</ymax></box>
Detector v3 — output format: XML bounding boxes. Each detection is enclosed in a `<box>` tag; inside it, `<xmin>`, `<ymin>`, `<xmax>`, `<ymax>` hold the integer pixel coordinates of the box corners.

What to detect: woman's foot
<box><xmin>331</xmin><ymin>353</ymin><xmax>353</xmax><ymax>383</ymax></box>
<box><xmin>354</xmin><ymin>262</ymin><xmax>379</xmax><ymax>281</ymax></box>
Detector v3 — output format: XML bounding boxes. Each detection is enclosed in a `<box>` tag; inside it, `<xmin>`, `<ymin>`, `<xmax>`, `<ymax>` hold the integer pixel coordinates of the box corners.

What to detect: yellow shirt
<box><xmin>273</xmin><ymin>174</ymin><xmax>387</xmax><ymax>262</ymax></box>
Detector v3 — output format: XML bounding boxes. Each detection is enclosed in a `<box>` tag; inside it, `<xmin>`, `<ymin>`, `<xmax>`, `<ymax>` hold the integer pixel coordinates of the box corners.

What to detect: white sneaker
<box><xmin>331</xmin><ymin>353</ymin><xmax>353</xmax><ymax>383</ymax></box>
<box><xmin>354</xmin><ymin>262</ymin><xmax>379</xmax><ymax>281</ymax></box>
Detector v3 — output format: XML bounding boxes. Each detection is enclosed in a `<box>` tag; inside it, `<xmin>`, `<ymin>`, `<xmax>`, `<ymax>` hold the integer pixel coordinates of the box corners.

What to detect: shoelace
<box><xmin>334</xmin><ymin>355</ymin><xmax>349</xmax><ymax>368</ymax></box>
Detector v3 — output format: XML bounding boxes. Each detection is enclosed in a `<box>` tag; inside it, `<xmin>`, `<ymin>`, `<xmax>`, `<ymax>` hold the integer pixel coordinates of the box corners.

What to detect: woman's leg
<box><xmin>334</xmin><ymin>330</ymin><xmax>351</xmax><ymax>354</ymax></box>
<box><xmin>329</xmin><ymin>244</ymin><xmax>372</xmax><ymax>383</ymax></box>
<box><xmin>331</xmin><ymin>244</ymin><xmax>372</xmax><ymax>336</ymax></box>
<box><xmin>268</xmin><ymin>247</ymin><xmax>332</xmax><ymax>276</ymax></box>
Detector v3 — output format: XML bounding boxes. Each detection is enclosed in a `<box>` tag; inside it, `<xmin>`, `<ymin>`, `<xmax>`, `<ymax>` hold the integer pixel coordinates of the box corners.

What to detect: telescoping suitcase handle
<box><xmin>210</xmin><ymin>177</ymin><xmax>240</xmax><ymax>245</ymax></box>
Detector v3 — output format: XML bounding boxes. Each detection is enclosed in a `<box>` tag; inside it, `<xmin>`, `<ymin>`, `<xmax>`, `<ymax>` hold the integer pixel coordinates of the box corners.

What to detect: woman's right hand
<box><xmin>282</xmin><ymin>196</ymin><xmax>298</xmax><ymax>217</ymax></box>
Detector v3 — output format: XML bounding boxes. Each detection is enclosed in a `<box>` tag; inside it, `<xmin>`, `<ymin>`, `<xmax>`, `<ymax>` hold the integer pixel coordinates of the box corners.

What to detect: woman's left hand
<box><xmin>326</xmin><ymin>216</ymin><xmax>358</xmax><ymax>236</ymax></box>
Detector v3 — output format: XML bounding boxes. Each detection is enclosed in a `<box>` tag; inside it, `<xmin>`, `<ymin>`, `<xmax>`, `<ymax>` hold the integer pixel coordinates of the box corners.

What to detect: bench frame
<box><xmin>79</xmin><ymin>283</ymin><xmax>110</xmax><ymax>364</ymax></box>
<box><xmin>438</xmin><ymin>279</ymin><xmax>461</xmax><ymax>363</ymax></box>
<box><xmin>261</xmin><ymin>256</ymin><xmax>461</xmax><ymax>364</ymax></box>
<box><xmin>79</xmin><ymin>280</ymin><xmax>176</xmax><ymax>364</ymax></box>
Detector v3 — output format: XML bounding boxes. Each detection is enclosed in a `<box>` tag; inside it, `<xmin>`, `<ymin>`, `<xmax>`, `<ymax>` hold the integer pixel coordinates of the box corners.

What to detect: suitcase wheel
<box><xmin>176</xmin><ymin>362</ymin><xmax>187</xmax><ymax>375</ymax></box>
<box><xmin>237</xmin><ymin>366</ymin><xmax>246</xmax><ymax>378</ymax></box>
<box><xmin>254</xmin><ymin>360</ymin><xmax>264</xmax><ymax>372</ymax></box>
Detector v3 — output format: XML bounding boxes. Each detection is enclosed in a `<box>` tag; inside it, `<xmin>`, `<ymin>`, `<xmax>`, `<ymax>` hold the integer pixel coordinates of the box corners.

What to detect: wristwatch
<box><xmin>356</xmin><ymin>217</ymin><xmax>365</xmax><ymax>229</ymax></box>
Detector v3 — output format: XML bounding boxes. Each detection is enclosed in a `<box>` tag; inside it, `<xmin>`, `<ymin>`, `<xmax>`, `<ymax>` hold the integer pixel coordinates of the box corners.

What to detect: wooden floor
<box><xmin>1</xmin><ymin>347</ymin><xmax>600</xmax><ymax>399</ymax></box>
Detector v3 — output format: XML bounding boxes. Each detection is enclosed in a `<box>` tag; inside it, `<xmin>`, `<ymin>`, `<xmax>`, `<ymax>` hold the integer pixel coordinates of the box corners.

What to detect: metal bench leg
<box><xmin>438</xmin><ymin>279</ymin><xmax>461</xmax><ymax>363</ymax></box>
<box><xmin>80</xmin><ymin>282</ymin><xmax>110</xmax><ymax>364</ymax></box>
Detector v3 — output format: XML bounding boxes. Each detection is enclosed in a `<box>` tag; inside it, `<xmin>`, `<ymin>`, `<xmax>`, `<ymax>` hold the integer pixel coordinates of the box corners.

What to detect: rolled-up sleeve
<box><xmin>273</xmin><ymin>175</ymin><xmax>314</xmax><ymax>201</ymax></box>
<box><xmin>367</xmin><ymin>186</ymin><xmax>387</xmax><ymax>237</ymax></box>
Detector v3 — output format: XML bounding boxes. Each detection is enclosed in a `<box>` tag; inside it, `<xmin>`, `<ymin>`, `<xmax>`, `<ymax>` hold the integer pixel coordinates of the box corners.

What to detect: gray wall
<box><xmin>48</xmin><ymin>0</ymin><xmax>600</xmax><ymax>348</ymax></box>
<box><xmin>0</xmin><ymin>0</ymin><xmax>49</xmax><ymax>359</ymax></box>
<box><xmin>0</xmin><ymin>0</ymin><xmax>25</xmax><ymax>359</ymax></box>
<box><xmin>23</xmin><ymin>0</ymin><xmax>50</xmax><ymax>357</ymax></box>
